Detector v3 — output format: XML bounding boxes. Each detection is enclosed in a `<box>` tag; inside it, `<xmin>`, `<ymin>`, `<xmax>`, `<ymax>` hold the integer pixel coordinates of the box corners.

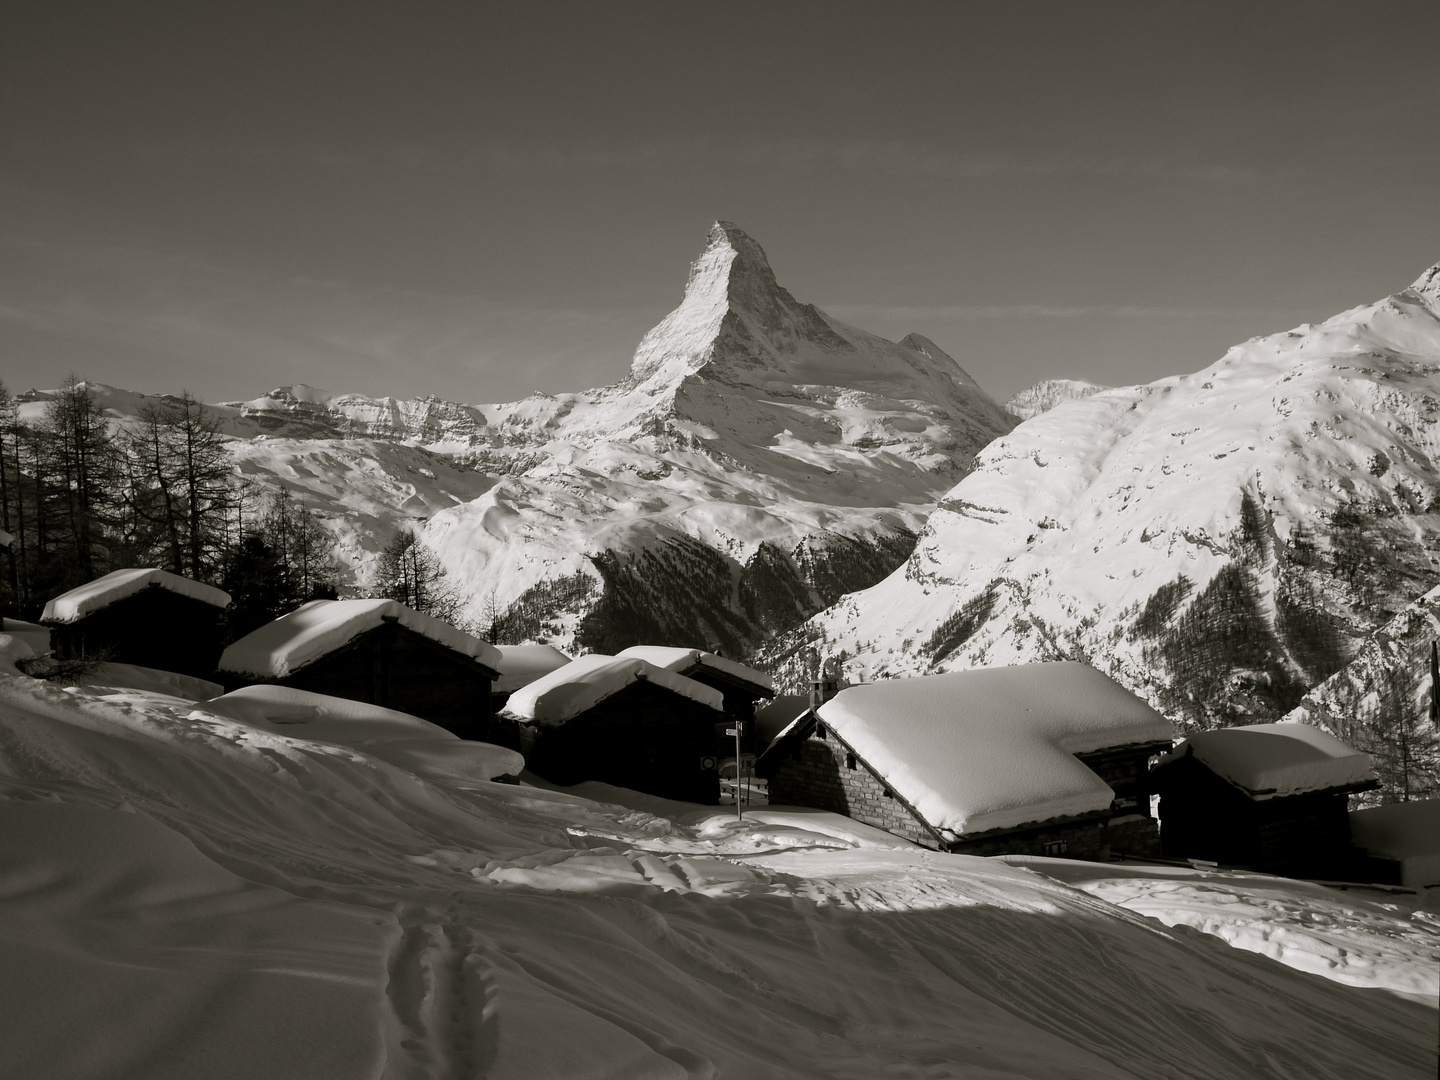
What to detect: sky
<box><xmin>2</xmin><ymin>1</ymin><xmax>1438</xmax><ymax>406</ymax></box>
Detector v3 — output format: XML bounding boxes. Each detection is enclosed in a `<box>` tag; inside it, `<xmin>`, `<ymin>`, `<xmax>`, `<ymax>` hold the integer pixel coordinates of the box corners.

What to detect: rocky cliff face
<box><xmin>1005</xmin><ymin>379</ymin><xmax>1107</xmax><ymax>421</ymax></box>
<box><xmin>779</xmin><ymin>262</ymin><xmax>1440</xmax><ymax>729</ymax></box>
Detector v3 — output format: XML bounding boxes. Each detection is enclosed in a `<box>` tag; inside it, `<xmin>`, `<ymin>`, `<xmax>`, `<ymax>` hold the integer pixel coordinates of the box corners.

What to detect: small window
<box><xmin>815</xmin><ymin>723</ymin><xmax>827</xmax><ymax>740</ymax></box>
<box><xmin>1043</xmin><ymin>840</ymin><xmax>1068</xmax><ymax>857</ymax></box>
<box><xmin>845</xmin><ymin>752</ymin><xmax>856</xmax><ymax>771</ymax></box>
<box><xmin>883</xmin><ymin>787</ymin><xmax>893</xmax><ymax>799</ymax></box>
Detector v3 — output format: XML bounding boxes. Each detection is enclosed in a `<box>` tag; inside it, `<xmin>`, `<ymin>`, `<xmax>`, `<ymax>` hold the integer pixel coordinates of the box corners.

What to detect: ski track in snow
<box><xmin>0</xmin><ymin>675</ymin><xmax>1435</xmax><ymax>1079</ymax></box>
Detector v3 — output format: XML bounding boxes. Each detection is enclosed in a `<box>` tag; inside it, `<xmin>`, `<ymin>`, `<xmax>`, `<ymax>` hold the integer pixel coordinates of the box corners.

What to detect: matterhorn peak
<box><xmin>628</xmin><ymin>220</ymin><xmax>995</xmax><ymax>404</ymax></box>
<box><xmin>627</xmin><ymin>221</ymin><xmax>806</xmax><ymax>385</ymax></box>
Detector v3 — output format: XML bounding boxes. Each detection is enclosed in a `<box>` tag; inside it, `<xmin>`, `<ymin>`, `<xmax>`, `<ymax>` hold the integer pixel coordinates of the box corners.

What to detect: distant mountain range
<box><xmin>775</xmin><ymin>262</ymin><xmax>1440</xmax><ymax>730</ymax></box>
<box><xmin>22</xmin><ymin>222</ymin><xmax>1016</xmax><ymax>655</ymax></box>
<box><xmin>27</xmin><ymin>233</ymin><xmax>1440</xmax><ymax>742</ymax></box>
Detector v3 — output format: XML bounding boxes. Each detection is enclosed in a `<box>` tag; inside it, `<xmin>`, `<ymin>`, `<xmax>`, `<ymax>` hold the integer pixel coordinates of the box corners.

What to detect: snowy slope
<box><xmin>785</xmin><ymin>262</ymin><xmax>1440</xmax><ymax>729</ymax></box>
<box><xmin>0</xmin><ymin>671</ymin><xmax>1434</xmax><ymax>1078</ymax></box>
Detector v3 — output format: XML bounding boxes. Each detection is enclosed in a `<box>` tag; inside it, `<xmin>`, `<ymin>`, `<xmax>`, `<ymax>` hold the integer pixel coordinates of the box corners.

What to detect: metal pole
<box><xmin>726</xmin><ymin>721</ymin><xmax>744</xmax><ymax>822</ymax></box>
<box><xmin>735</xmin><ymin>721</ymin><xmax>743</xmax><ymax>822</ymax></box>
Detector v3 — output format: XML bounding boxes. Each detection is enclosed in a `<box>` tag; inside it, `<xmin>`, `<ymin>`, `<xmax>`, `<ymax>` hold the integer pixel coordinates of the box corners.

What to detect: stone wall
<box><xmin>767</xmin><ymin>732</ymin><xmax>939</xmax><ymax>848</ymax></box>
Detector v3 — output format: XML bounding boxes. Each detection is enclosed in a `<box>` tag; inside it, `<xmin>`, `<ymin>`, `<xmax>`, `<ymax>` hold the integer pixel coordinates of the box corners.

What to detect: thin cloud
<box><xmin>8</xmin><ymin>133</ymin><xmax>1283</xmax><ymax>185</ymax></box>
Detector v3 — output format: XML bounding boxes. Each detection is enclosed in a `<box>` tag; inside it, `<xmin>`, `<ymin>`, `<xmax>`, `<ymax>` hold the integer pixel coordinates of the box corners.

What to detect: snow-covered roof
<box><xmin>41</xmin><ymin>568</ymin><xmax>231</xmax><ymax>624</ymax></box>
<box><xmin>493</xmin><ymin>644</ymin><xmax>573</xmax><ymax>694</ymax></box>
<box><xmin>0</xmin><ymin>633</ymin><xmax>36</xmax><ymax>676</ymax></box>
<box><xmin>217</xmin><ymin>599</ymin><xmax>501</xmax><ymax>679</ymax></box>
<box><xmin>502</xmin><ymin>653</ymin><xmax>724</xmax><ymax>725</ymax></box>
<box><xmin>616</xmin><ymin>645</ymin><xmax>776</xmax><ymax>695</ymax></box>
<box><xmin>815</xmin><ymin>662</ymin><xmax>1176</xmax><ymax>836</ymax></box>
<box><xmin>2</xmin><ymin>619</ymin><xmax>49</xmax><ymax>656</ymax></box>
<box><xmin>1348</xmin><ymin>801</ymin><xmax>1440</xmax><ymax>888</ymax></box>
<box><xmin>1176</xmin><ymin>722</ymin><xmax>1375</xmax><ymax>799</ymax></box>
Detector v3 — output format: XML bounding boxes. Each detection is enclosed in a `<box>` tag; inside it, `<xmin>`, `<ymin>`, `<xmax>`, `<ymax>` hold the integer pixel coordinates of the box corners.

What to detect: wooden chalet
<box><xmin>216</xmin><ymin>599</ymin><xmax>502</xmax><ymax>740</ymax></box>
<box><xmin>1152</xmin><ymin>722</ymin><xmax>1380</xmax><ymax>878</ymax></box>
<box><xmin>616</xmin><ymin>646</ymin><xmax>776</xmax><ymax>717</ymax></box>
<box><xmin>617</xmin><ymin>645</ymin><xmax>777</xmax><ymax>767</ymax></box>
<box><xmin>757</xmin><ymin>662</ymin><xmax>1175</xmax><ymax>859</ymax></box>
<box><xmin>41</xmin><ymin>568</ymin><xmax>231</xmax><ymax>678</ymax></box>
<box><xmin>501</xmin><ymin>654</ymin><xmax>727</xmax><ymax>803</ymax></box>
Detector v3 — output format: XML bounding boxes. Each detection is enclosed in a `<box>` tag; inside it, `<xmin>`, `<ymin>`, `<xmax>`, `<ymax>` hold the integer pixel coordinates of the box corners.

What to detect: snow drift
<box><xmin>0</xmin><ymin>667</ymin><xmax>1434</xmax><ymax>1077</ymax></box>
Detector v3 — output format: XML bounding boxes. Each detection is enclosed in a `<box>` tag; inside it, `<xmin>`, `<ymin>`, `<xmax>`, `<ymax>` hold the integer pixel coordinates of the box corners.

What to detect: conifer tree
<box><xmin>37</xmin><ymin>378</ymin><xmax>120</xmax><ymax>591</ymax></box>
<box><xmin>1364</xmin><ymin>657</ymin><xmax>1440</xmax><ymax>804</ymax></box>
<box><xmin>0</xmin><ymin>381</ymin><xmax>19</xmax><ymax>612</ymax></box>
<box><xmin>221</xmin><ymin>533</ymin><xmax>289</xmax><ymax>640</ymax></box>
<box><xmin>261</xmin><ymin>488</ymin><xmax>338</xmax><ymax>606</ymax></box>
<box><xmin>371</xmin><ymin>526</ymin><xmax>461</xmax><ymax>623</ymax></box>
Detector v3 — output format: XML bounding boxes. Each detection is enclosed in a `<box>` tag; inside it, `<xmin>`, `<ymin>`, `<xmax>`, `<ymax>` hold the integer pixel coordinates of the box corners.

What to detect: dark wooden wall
<box><xmin>518</xmin><ymin>681</ymin><xmax>723</xmax><ymax>804</ymax></box>
<box><xmin>48</xmin><ymin>588</ymin><xmax>225</xmax><ymax>678</ymax></box>
<box><xmin>1076</xmin><ymin>742</ymin><xmax>1169</xmax><ymax>817</ymax></box>
<box><xmin>684</xmin><ymin>669</ymin><xmax>767</xmax><ymax>723</ymax></box>
<box><xmin>1155</xmin><ymin>756</ymin><xmax>1361</xmax><ymax>875</ymax></box>
<box><xmin>231</xmin><ymin>622</ymin><xmax>493</xmax><ymax>740</ymax></box>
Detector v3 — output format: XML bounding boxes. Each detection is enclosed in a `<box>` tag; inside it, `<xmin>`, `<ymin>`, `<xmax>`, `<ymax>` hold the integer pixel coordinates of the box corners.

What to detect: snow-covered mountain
<box><xmin>42</xmin><ymin>223</ymin><xmax>1014</xmax><ymax>652</ymax></box>
<box><xmin>419</xmin><ymin>221</ymin><xmax>1015</xmax><ymax>652</ymax></box>
<box><xmin>778</xmin><ymin>263</ymin><xmax>1440</xmax><ymax>729</ymax></box>
<box><xmin>1005</xmin><ymin>378</ymin><xmax>1107</xmax><ymax>421</ymax></box>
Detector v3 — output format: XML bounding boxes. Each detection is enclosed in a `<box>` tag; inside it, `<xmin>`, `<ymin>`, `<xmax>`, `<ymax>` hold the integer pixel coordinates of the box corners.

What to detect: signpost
<box><xmin>725</xmin><ymin>722</ymin><xmax>745</xmax><ymax>821</ymax></box>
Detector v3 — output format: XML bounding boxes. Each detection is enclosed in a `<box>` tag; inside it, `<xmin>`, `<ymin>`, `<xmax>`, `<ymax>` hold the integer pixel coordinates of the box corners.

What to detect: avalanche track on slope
<box><xmin>0</xmin><ymin>671</ymin><xmax>1434</xmax><ymax>1079</ymax></box>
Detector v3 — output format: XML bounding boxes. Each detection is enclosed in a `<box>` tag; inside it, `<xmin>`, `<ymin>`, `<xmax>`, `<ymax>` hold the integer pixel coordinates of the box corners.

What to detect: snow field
<box><xmin>1016</xmin><ymin>856</ymin><xmax>1440</xmax><ymax>1003</ymax></box>
<box><xmin>0</xmin><ymin>672</ymin><xmax>1435</xmax><ymax>1077</ymax></box>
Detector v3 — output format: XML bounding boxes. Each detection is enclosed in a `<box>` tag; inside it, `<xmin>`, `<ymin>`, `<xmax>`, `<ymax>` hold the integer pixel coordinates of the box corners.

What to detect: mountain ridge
<box><xmin>773</xmin><ymin>259</ymin><xmax>1440</xmax><ymax>729</ymax></box>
